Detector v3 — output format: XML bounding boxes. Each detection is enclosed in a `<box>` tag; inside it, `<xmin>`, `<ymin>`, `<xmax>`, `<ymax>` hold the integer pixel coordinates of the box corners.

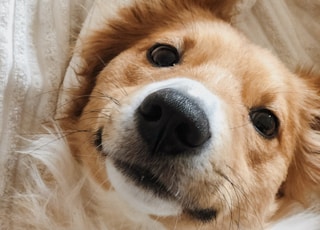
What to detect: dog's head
<box><xmin>64</xmin><ymin>0</ymin><xmax>320</xmax><ymax>228</ymax></box>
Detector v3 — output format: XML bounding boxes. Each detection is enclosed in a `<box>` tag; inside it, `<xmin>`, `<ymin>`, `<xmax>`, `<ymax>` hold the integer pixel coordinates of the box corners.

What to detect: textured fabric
<box><xmin>234</xmin><ymin>0</ymin><xmax>320</xmax><ymax>70</ymax></box>
<box><xmin>0</xmin><ymin>0</ymin><xmax>93</xmax><ymax>227</ymax></box>
<box><xmin>0</xmin><ymin>0</ymin><xmax>319</xmax><ymax>227</ymax></box>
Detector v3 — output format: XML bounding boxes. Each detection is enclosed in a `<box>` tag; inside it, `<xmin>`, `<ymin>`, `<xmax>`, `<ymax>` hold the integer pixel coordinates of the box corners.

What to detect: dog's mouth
<box><xmin>113</xmin><ymin>159</ymin><xmax>173</xmax><ymax>198</ymax></box>
<box><xmin>113</xmin><ymin>159</ymin><xmax>217</xmax><ymax>222</ymax></box>
<box><xmin>95</xmin><ymin>127</ymin><xmax>173</xmax><ymax>198</ymax></box>
<box><xmin>95</xmin><ymin>127</ymin><xmax>218</xmax><ymax>222</ymax></box>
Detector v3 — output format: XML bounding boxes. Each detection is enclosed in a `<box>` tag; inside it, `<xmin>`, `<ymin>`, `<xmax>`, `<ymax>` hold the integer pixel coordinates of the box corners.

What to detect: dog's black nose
<box><xmin>136</xmin><ymin>88</ymin><xmax>211</xmax><ymax>155</ymax></box>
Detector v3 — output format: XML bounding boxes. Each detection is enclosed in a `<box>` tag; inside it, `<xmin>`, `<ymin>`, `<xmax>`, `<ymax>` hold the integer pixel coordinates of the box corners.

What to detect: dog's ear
<box><xmin>283</xmin><ymin>69</ymin><xmax>320</xmax><ymax>205</ymax></box>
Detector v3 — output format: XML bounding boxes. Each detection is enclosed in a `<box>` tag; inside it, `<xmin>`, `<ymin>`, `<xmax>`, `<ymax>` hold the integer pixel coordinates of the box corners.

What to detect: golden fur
<box><xmin>13</xmin><ymin>0</ymin><xmax>320</xmax><ymax>229</ymax></box>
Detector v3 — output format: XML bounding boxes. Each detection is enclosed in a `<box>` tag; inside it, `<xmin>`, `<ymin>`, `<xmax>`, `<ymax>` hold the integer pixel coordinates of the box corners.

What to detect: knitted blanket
<box><xmin>0</xmin><ymin>0</ymin><xmax>93</xmax><ymax>227</ymax></box>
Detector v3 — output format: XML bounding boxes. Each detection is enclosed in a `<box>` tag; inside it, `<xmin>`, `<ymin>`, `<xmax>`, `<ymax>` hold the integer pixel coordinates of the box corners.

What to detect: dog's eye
<box><xmin>147</xmin><ymin>44</ymin><xmax>180</xmax><ymax>67</ymax></box>
<box><xmin>250</xmin><ymin>109</ymin><xmax>279</xmax><ymax>139</ymax></box>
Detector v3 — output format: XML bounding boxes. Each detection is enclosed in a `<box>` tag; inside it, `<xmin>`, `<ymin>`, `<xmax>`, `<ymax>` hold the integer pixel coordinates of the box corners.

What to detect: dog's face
<box><xmin>67</xmin><ymin>1</ymin><xmax>320</xmax><ymax>229</ymax></box>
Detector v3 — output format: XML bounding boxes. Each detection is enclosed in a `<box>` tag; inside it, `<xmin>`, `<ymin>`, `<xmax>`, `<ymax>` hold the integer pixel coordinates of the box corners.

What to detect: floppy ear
<box><xmin>66</xmin><ymin>0</ymin><xmax>239</xmax><ymax>120</ymax></box>
<box><xmin>283</xmin><ymin>69</ymin><xmax>320</xmax><ymax>205</ymax></box>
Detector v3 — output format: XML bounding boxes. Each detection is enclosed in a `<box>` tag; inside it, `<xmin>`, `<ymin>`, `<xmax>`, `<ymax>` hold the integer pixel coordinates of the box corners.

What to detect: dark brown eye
<box><xmin>250</xmin><ymin>109</ymin><xmax>279</xmax><ymax>139</ymax></box>
<box><xmin>147</xmin><ymin>44</ymin><xmax>180</xmax><ymax>67</ymax></box>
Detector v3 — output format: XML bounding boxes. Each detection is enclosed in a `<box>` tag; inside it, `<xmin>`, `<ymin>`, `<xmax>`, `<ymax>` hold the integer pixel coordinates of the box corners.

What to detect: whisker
<box><xmin>22</xmin><ymin>129</ymin><xmax>91</xmax><ymax>153</ymax></box>
<box><xmin>228</xmin><ymin>121</ymin><xmax>251</xmax><ymax>131</ymax></box>
<box><xmin>224</xmin><ymin>165</ymin><xmax>265</xmax><ymax>230</ymax></box>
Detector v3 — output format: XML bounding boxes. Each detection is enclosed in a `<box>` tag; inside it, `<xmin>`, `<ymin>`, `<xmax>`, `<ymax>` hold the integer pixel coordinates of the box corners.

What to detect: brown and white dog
<box><xmin>13</xmin><ymin>0</ymin><xmax>320</xmax><ymax>229</ymax></box>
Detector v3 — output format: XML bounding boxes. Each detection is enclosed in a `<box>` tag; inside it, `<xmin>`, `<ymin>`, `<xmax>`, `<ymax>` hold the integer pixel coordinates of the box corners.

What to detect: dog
<box><xmin>12</xmin><ymin>0</ymin><xmax>320</xmax><ymax>229</ymax></box>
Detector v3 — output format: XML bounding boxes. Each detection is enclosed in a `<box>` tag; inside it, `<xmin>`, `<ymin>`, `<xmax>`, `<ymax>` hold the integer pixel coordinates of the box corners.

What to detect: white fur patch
<box><xmin>107</xmin><ymin>161</ymin><xmax>182</xmax><ymax>216</ymax></box>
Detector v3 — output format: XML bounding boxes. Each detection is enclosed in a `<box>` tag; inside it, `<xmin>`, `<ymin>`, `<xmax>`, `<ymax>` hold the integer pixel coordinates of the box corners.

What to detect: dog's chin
<box><xmin>106</xmin><ymin>160</ymin><xmax>183</xmax><ymax>217</ymax></box>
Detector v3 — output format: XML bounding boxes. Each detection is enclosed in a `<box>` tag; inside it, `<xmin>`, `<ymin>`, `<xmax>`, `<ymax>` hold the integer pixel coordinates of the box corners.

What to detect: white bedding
<box><xmin>234</xmin><ymin>0</ymin><xmax>320</xmax><ymax>70</ymax></box>
<box><xmin>0</xmin><ymin>0</ymin><xmax>93</xmax><ymax>225</ymax></box>
<box><xmin>0</xmin><ymin>0</ymin><xmax>319</xmax><ymax>227</ymax></box>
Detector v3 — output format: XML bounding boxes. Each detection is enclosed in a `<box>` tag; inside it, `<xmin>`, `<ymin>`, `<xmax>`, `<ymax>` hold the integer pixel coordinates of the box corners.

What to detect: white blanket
<box><xmin>234</xmin><ymin>0</ymin><xmax>320</xmax><ymax>70</ymax></box>
<box><xmin>0</xmin><ymin>0</ymin><xmax>93</xmax><ymax>225</ymax></box>
<box><xmin>0</xmin><ymin>0</ymin><xmax>319</xmax><ymax>227</ymax></box>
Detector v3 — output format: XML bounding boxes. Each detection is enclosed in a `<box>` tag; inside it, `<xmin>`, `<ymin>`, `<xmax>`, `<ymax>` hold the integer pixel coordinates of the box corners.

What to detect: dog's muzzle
<box><xmin>104</xmin><ymin>79</ymin><xmax>223</xmax><ymax>221</ymax></box>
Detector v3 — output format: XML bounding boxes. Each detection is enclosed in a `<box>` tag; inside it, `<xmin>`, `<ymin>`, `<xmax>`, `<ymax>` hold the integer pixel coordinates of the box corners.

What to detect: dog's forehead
<box><xmin>145</xmin><ymin>19</ymin><xmax>244</xmax><ymax>52</ymax></box>
<box><xmin>138</xmin><ymin>20</ymin><xmax>292</xmax><ymax>98</ymax></box>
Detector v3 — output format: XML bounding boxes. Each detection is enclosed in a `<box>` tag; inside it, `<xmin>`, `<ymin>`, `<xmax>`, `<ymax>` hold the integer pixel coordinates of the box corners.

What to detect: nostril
<box><xmin>176</xmin><ymin>122</ymin><xmax>210</xmax><ymax>148</ymax></box>
<box><xmin>175</xmin><ymin>123</ymin><xmax>194</xmax><ymax>147</ymax></box>
<box><xmin>139</xmin><ymin>104</ymin><xmax>162</xmax><ymax>122</ymax></box>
